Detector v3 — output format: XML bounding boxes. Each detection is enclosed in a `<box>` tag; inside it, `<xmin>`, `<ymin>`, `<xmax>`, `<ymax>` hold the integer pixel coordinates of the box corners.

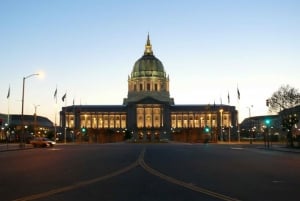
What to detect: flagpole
<box><xmin>54</xmin><ymin>111</ymin><xmax>57</xmax><ymax>142</ymax></box>
<box><xmin>61</xmin><ymin>91</ymin><xmax>67</xmax><ymax>144</ymax></box>
<box><xmin>7</xmin><ymin>85</ymin><xmax>10</xmax><ymax>126</ymax></box>
<box><xmin>237</xmin><ymin>86</ymin><xmax>241</xmax><ymax>143</ymax></box>
<box><xmin>7</xmin><ymin>85</ymin><xmax>10</xmax><ymax>148</ymax></box>
<box><xmin>54</xmin><ymin>86</ymin><xmax>57</xmax><ymax>142</ymax></box>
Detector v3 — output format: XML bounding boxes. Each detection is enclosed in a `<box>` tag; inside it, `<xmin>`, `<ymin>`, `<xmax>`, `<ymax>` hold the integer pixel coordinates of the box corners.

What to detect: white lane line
<box><xmin>230</xmin><ymin>147</ymin><xmax>244</xmax><ymax>150</ymax></box>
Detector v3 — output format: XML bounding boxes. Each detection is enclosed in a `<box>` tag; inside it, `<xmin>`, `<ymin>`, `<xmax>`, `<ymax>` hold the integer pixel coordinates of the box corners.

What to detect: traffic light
<box><xmin>265</xmin><ymin>119</ymin><xmax>271</xmax><ymax>126</ymax></box>
<box><xmin>204</xmin><ymin>126</ymin><xmax>210</xmax><ymax>133</ymax></box>
<box><xmin>81</xmin><ymin>127</ymin><xmax>87</xmax><ymax>134</ymax></box>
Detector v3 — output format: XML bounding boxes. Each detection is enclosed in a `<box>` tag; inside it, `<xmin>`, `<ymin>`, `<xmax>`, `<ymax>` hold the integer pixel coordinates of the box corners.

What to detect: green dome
<box><xmin>131</xmin><ymin>34</ymin><xmax>166</xmax><ymax>78</ymax></box>
<box><xmin>131</xmin><ymin>54</ymin><xmax>165</xmax><ymax>78</ymax></box>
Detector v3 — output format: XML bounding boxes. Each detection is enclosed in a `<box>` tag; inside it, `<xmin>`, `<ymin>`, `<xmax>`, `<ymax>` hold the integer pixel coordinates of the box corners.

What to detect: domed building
<box><xmin>125</xmin><ymin>34</ymin><xmax>173</xmax><ymax>104</ymax></box>
<box><xmin>60</xmin><ymin>35</ymin><xmax>238</xmax><ymax>142</ymax></box>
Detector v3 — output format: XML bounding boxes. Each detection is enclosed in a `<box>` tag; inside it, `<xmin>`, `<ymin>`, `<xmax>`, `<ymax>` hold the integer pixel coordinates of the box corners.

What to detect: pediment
<box><xmin>135</xmin><ymin>96</ymin><xmax>166</xmax><ymax>104</ymax></box>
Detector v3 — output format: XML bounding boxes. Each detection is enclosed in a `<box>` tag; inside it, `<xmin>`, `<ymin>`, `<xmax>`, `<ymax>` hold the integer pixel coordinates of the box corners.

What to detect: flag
<box><xmin>220</xmin><ymin>97</ymin><xmax>222</xmax><ymax>105</ymax></box>
<box><xmin>213</xmin><ymin>100</ymin><xmax>216</xmax><ymax>108</ymax></box>
<box><xmin>7</xmin><ymin>85</ymin><xmax>10</xmax><ymax>99</ymax></box>
<box><xmin>54</xmin><ymin>88</ymin><xmax>57</xmax><ymax>99</ymax></box>
<box><xmin>62</xmin><ymin>93</ymin><xmax>66</xmax><ymax>102</ymax></box>
<box><xmin>227</xmin><ymin>92</ymin><xmax>230</xmax><ymax>104</ymax></box>
<box><xmin>237</xmin><ymin>87</ymin><xmax>240</xmax><ymax>100</ymax></box>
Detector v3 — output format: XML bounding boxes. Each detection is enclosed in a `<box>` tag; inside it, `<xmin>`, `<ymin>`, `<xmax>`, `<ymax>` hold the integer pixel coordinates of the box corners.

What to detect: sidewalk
<box><xmin>0</xmin><ymin>143</ymin><xmax>33</xmax><ymax>152</ymax></box>
<box><xmin>257</xmin><ymin>144</ymin><xmax>300</xmax><ymax>154</ymax></box>
<box><xmin>218</xmin><ymin>141</ymin><xmax>300</xmax><ymax>154</ymax></box>
<box><xmin>1</xmin><ymin>142</ymin><xmax>300</xmax><ymax>154</ymax></box>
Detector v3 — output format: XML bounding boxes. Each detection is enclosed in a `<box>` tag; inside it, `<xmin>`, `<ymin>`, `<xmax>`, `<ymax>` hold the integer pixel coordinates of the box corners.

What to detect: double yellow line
<box><xmin>14</xmin><ymin>147</ymin><xmax>240</xmax><ymax>201</ymax></box>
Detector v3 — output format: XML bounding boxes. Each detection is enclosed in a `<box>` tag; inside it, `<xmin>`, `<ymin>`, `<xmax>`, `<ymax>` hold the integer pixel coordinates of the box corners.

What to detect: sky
<box><xmin>0</xmin><ymin>0</ymin><xmax>299</xmax><ymax>124</ymax></box>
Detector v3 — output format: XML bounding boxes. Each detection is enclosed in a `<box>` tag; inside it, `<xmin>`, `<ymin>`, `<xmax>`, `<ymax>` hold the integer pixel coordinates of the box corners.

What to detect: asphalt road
<box><xmin>0</xmin><ymin>143</ymin><xmax>299</xmax><ymax>201</ymax></box>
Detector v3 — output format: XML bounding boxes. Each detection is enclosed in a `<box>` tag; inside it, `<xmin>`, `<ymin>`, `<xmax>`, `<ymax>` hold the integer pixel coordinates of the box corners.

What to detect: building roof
<box><xmin>170</xmin><ymin>104</ymin><xmax>236</xmax><ymax>112</ymax></box>
<box><xmin>63</xmin><ymin>105</ymin><xmax>127</xmax><ymax>113</ymax></box>
<box><xmin>0</xmin><ymin>114</ymin><xmax>54</xmax><ymax>127</ymax></box>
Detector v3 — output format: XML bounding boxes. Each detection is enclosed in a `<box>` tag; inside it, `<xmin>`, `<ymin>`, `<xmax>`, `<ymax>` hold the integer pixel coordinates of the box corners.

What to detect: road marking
<box><xmin>14</xmin><ymin>148</ymin><xmax>240</xmax><ymax>201</ymax></box>
<box><xmin>49</xmin><ymin>148</ymin><xmax>61</xmax><ymax>151</ymax></box>
<box><xmin>230</xmin><ymin>147</ymin><xmax>244</xmax><ymax>150</ymax></box>
<box><xmin>13</xmin><ymin>157</ymin><xmax>140</xmax><ymax>201</ymax></box>
<box><xmin>272</xmin><ymin>180</ymin><xmax>284</xmax><ymax>183</ymax></box>
<box><xmin>139</xmin><ymin>148</ymin><xmax>241</xmax><ymax>201</ymax></box>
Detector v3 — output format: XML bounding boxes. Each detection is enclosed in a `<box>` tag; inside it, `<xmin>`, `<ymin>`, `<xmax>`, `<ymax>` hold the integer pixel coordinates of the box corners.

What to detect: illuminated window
<box><xmin>183</xmin><ymin>115</ymin><xmax>188</xmax><ymax>128</ymax></box>
<box><xmin>121</xmin><ymin>115</ymin><xmax>126</xmax><ymax>128</ymax></box>
<box><xmin>171</xmin><ymin>114</ymin><xmax>176</xmax><ymax>128</ymax></box>
<box><xmin>177</xmin><ymin>115</ymin><xmax>182</xmax><ymax>128</ymax></box>
<box><xmin>115</xmin><ymin>115</ymin><xmax>120</xmax><ymax>128</ymax></box>
<box><xmin>109</xmin><ymin>115</ymin><xmax>115</xmax><ymax>128</ymax></box>
<box><xmin>92</xmin><ymin>115</ymin><xmax>97</xmax><ymax>128</ymax></box>
<box><xmin>103</xmin><ymin>115</ymin><xmax>108</xmax><ymax>128</ymax></box>
<box><xmin>137</xmin><ymin>115</ymin><xmax>144</xmax><ymax>128</ymax></box>
<box><xmin>189</xmin><ymin>115</ymin><xmax>194</xmax><ymax>127</ymax></box>
<box><xmin>194</xmin><ymin>115</ymin><xmax>200</xmax><ymax>128</ymax></box>
<box><xmin>98</xmin><ymin>115</ymin><xmax>103</xmax><ymax>128</ymax></box>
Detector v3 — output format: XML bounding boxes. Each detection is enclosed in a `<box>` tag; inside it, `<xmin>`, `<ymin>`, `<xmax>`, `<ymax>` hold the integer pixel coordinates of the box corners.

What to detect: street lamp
<box><xmin>33</xmin><ymin>104</ymin><xmax>40</xmax><ymax>137</ymax></box>
<box><xmin>20</xmin><ymin>73</ymin><xmax>39</xmax><ymax>147</ymax></box>
<box><xmin>219</xmin><ymin>109</ymin><xmax>223</xmax><ymax>141</ymax></box>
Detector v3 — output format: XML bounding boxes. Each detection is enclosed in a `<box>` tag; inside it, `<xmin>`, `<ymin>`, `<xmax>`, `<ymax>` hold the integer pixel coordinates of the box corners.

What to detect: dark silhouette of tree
<box><xmin>268</xmin><ymin>85</ymin><xmax>300</xmax><ymax>147</ymax></box>
<box><xmin>268</xmin><ymin>85</ymin><xmax>300</xmax><ymax>113</ymax></box>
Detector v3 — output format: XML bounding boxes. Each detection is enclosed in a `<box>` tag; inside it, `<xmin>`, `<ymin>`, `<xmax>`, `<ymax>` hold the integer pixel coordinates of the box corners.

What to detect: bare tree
<box><xmin>268</xmin><ymin>85</ymin><xmax>300</xmax><ymax>147</ymax></box>
<box><xmin>268</xmin><ymin>84</ymin><xmax>300</xmax><ymax>113</ymax></box>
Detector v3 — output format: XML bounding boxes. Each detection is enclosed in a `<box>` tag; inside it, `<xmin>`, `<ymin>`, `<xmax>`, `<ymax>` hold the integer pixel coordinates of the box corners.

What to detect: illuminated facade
<box><xmin>60</xmin><ymin>35</ymin><xmax>238</xmax><ymax>142</ymax></box>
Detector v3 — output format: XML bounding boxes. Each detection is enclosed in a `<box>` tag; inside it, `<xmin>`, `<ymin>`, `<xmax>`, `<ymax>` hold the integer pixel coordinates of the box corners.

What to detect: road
<box><xmin>0</xmin><ymin>143</ymin><xmax>299</xmax><ymax>201</ymax></box>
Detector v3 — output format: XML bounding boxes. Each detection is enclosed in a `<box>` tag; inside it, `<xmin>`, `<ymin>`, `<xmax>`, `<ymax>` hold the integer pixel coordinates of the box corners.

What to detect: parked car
<box><xmin>30</xmin><ymin>137</ymin><xmax>56</xmax><ymax>148</ymax></box>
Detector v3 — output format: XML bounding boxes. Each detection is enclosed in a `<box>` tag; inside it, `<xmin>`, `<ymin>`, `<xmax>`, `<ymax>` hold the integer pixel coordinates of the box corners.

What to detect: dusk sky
<box><xmin>0</xmin><ymin>0</ymin><xmax>299</xmax><ymax>124</ymax></box>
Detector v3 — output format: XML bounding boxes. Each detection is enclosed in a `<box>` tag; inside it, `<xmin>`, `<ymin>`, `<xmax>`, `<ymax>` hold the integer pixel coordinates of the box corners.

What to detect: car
<box><xmin>30</xmin><ymin>137</ymin><xmax>56</xmax><ymax>148</ymax></box>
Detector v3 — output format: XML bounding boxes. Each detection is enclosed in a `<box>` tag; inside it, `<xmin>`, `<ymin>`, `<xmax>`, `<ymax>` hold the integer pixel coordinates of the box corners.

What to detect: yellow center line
<box><xmin>139</xmin><ymin>148</ymin><xmax>241</xmax><ymax>201</ymax></box>
<box><xmin>14</xmin><ymin>148</ymin><xmax>240</xmax><ymax>201</ymax></box>
<box><xmin>13</xmin><ymin>154</ymin><xmax>141</xmax><ymax>201</ymax></box>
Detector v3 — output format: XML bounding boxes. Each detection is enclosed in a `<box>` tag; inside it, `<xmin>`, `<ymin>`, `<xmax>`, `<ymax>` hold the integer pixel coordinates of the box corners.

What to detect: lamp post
<box><xmin>219</xmin><ymin>109</ymin><xmax>223</xmax><ymax>141</ymax></box>
<box><xmin>33</xmin><ymin>104</ymin><xmax>40</xmax><ymax>137</ymax></box>
<box><xmin>20</xmin><ymin>73</ymin><xmax>39</xmax><ymax>148</ymax></box>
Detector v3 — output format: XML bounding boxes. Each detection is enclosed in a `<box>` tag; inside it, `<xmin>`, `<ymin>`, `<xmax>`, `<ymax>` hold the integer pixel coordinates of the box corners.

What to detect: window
<box><xmin>183</xmin><ymin>115</ymin><xmax>188</xmax><ymax>128</ymax></box>
<box><xmin>121</xmin><ymin>115</ymin><xmax>126</xmax><ymax>128</ymax></box>
<box><xmin>103</xmin><ymin>115</ymin><xmax>108</xmax><ymax>128</ymax></box>
<box><xmin>109</xmin><ymin>115</ymin><xmax>115</xmax><ymax>128</ymax></box>
<box><xmin>115</xmin><ymin>115</ymin><xmax>120</xmax><ymax>128</ymax></box>
<box><xmin>147</xmin><ymin>83</ymin><xmax>150</xmax><ymax>91</ymax></box>
<box><xmin>92</xmin><ymin>115</ymin><xmax>97</xmax><ymax>128</ymax></box>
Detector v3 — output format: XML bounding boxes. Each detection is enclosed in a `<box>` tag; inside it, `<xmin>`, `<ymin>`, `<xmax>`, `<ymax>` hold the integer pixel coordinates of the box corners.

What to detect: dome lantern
<box><xmin>144</xmin><ymin>33</ymin><xmax>153</xmax><ymax>55</ymax></box>
<box><xmin>131</xmin><ymin>34</ymin><xmax>166</xmax><ymax>78</ymax></box>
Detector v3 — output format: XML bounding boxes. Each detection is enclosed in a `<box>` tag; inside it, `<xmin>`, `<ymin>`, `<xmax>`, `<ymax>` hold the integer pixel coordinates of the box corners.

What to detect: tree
<box><xmin>268</xmin><ymin>85</ymin><xmax>300</xmax><ymax>113</ymax></box>
<box><xmin>268</xmin><ymin>84</ymin><xmax>300</xmax><ymax>147</ymax></box>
